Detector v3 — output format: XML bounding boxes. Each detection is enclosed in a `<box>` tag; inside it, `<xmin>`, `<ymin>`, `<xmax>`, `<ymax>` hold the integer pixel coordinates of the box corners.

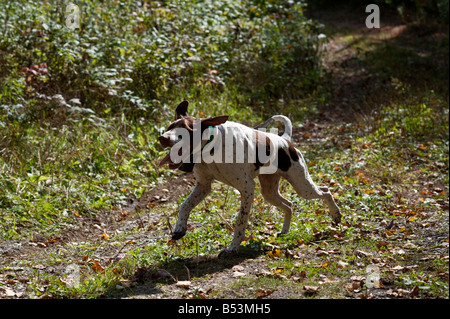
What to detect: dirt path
<box><xmin>1</xmin><ymin>5</ymin><xmax>448</xmax><ymax>299</ymax></box>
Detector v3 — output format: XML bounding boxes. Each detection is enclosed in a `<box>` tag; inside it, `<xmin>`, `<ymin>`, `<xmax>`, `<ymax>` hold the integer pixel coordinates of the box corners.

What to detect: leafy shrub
<box><xmin>1</xmin><ymin>0</ymin><xmax>325</xmax><ymax>124</ymax></box>
<box><xmin>0</xmin><ymin>0</ymin><xmax>326</xmax><ymax>238</ymax></box>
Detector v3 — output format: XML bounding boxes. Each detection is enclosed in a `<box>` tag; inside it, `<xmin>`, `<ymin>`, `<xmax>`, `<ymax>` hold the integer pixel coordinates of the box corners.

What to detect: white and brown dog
<box><xmin>159</xmin><ymin>101</ymin><xmax>341</xmax><ymax>257</ymax></box>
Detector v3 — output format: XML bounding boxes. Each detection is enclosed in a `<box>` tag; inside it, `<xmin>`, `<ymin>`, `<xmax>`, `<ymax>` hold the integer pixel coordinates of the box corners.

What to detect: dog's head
<box><xmin>158</xmin><ymin>100</ymin><xmax>228</xmax><ymax>169</ymax></box>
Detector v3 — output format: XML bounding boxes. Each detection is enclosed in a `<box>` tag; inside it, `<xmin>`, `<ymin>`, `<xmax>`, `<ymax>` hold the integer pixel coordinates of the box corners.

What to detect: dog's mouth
<box><xmin>159</xmin><ymin>148</ymin><xmax>184</xmax><ymax>170</ymax></box>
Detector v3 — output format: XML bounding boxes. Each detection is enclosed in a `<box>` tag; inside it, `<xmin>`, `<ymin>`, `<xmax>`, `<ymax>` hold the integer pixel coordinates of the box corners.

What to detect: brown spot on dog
<box><xmin>253</xmin><ymin>130</ymin><xmax>272</xmax><ymax>169</ymax></box>
<box><xmin>287</xmin><ymin>141</ymin><xmax>299</xmax><ymax>162</ymax></box>
<box><xmin>277</xmin><ymin>142</ymin><xmax>299</xmax><ymax>171</ymax></box>
<box><xmin>167</xmin><ymin>116</ymin><xmax>195</xmax><ymax>132</ymax></box>
<box><xmin>277</xmin><ymin>148</ymin><xmax>291</xmax><ymax>171</ymax></box>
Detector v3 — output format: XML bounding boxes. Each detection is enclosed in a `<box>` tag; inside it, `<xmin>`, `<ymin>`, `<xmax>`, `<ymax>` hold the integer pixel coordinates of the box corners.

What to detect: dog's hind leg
<box><xmin>258</xmin><ymin>174</ymin><xmax>293</xmax><ymax>234</ymax></box>
<box><xmin>172</xmin><ymin>181</ymin><xmax>212</xmax><ymax>240</ymax></box>
<box><xmin>284</xmin><ymin>162</ymin><xmax>341</xmax><ymax>224</ymax></box>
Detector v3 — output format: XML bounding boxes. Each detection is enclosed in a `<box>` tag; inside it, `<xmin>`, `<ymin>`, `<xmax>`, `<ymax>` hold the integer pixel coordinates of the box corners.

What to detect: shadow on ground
<box><xmin>107</xmin><ymin>246</ymin><xmax>264</xmax><ymax>298</ymax></box>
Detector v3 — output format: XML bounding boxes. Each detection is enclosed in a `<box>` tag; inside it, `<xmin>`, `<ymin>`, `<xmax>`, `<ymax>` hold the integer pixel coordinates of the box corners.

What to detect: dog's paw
<box><xmin>331</xmin><ymin>211</ymin><xmax>342</xmax><ymax>225</ymax></box>
<box><xmin>276</xmin><ymin>231</ymin><xmax>288</xmax><ymax>238</ymax></box>
<box><xmin>218</xmin><ymin>248</ymin><xmax>239</xmax><ymax>259</ymax></box>
<box><xmin>172</xmin><ymin>229</ymin><xmax>186</xmax><ymax>240</ymax></box>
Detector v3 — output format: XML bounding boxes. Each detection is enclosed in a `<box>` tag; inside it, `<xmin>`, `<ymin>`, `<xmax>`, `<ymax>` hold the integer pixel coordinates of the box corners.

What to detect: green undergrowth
<box><xmin>1</xmin><ymin>0</ymin><xmax>326</xmax><ymax>239</ymax></box>
<box><xmin>0</xmin><ymin>0</ymin><xmax>448</xmax><ymax>299</ymax></box>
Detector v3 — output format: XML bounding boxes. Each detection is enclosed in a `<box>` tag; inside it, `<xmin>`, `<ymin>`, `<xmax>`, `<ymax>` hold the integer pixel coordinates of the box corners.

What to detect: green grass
<box><xmin>2</xmin><ymin>98</ymin><xmax>447</xmax><ymax>298</ymax></box>
<box><xmin>0</xmin><ymin>0</ymin><xmax>448</xmax><ymax>299</ymax></box>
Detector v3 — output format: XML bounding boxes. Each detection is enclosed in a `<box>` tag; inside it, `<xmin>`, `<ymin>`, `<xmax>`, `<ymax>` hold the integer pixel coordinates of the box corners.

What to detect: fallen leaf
<box><xmin>0</xmin><ymin>286</ymin><xmax>16</xmax><ymax>297</ymax></box>
<box><xmin>285</xmin><ymin>249</ymin><xmax>295</xmax><ymax>258</ymax></box>
<box><xmin>390</xmin><ymin>265</ymin><xmax>405</xmax><ymax>272</ymax></box>
<box><xmin>392</xmin><ymin>247</ymin><xmax>406</xmax><ymax>255</ymax></box>
<box><xmin>267</xmin><ymin>249</ymin><xmax>282</xmax><ymax>259</ymax></box>
<box><xmin>91</xmin><ymin>260</ymin><xmax>105</xmax><ymax>273</ymax></box>
<box><xmin>101</xmin><ymin>232</ymin><xmax>110</xmax><ymax>240</ymax></box>
<box><xmin>255</xmin><ymin>289</ymin><xmax>274</xmax><ymax>298</ymax></box>
<box><xmin>376</xmin><ymin>241</ymin><xmax>389</xmax><ymax>250</ymax></box>
<box><xmin>273</xmin><ymin>268</ymin><xmax>283</xmax><ymax>274</ymax></box>
<box><xmin>231</xmin><ymin>265</ymin><xmax>244</xmax><ymax>272</ymax></box>
<box><xmin>385</xmin><ymin>229</ymin><xmax>395</xmax><ymax>237</ymax></box>
<box><xmin>345</xmin><ymin>282</ymin><xmax>361</xmax><ymax>292</ymax></box>
<box><xmin>32</xmin><ymin>264</ymin><xmax>46</xmax><ymax>270</ymax></box>
<box><xmin>420</xmin><ymin>256</ymin><xmax>435</xmax><ymax>261</ymax></box>
<box><xmin>410</xmin><ymin>286</ymin><xmax>420</xmax><ymax>298</ymax></box>
<box><xmin>232</xmin><ymin>271</ymin><xmax>246</xmax><ymax>278</ymax></box>
<box><xmin>350</xmin><ymin>275</ymin><xmax>365</xmax><ymax>282</ymax></box>
<box><xmin>176</xmin><ymin>281</ymin><xmax>191</xmax><ymax>289</ymax></box>
<box><xmin>355</xmin><ymin>250</ymin><xmax>372</xmax><ymax>258</ymax></box>
<box><xmin>303</xmin><ymin>285</ymin><xmax>319</xmax><ymax>295</ymax></box>
<box><xmin>316</xmin><ymin>249</ymin><xmax>329</xmax><ymax>257</ymax></box>
<box><xmin>256</xmin><ymin>269</ymin><xmax>273</xmax><ymax>277</ymax></box>
<box><xmin>319</xmin><ymin>274</ymin><xmax>338</xmax><ymax>285</ymax></box>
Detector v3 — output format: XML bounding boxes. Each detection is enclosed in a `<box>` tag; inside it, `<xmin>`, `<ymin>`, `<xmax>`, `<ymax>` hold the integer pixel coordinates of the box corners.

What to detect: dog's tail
<box><xmin>254</xmin><ymin>115</ymin><xmax>292</xmax><ymax>141</ymax></box>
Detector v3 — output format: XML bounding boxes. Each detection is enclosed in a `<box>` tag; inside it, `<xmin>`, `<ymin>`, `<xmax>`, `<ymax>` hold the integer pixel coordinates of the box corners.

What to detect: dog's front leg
<box><xmin>172</xmin><ymin>182</ymin><xmax>211</xmax><ymax>240</ymax></box>
<box><xmin>219</xmin><ymin>183</ymin><xmax>254</xmax><ymax>258</ymax></box>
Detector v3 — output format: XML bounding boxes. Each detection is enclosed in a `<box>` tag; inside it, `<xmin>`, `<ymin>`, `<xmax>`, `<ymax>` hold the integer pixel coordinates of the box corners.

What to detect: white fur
<box><xmin>168</xmin><ymin>119</ymin><xmax>341</xmax><ymax>257</ymax></box>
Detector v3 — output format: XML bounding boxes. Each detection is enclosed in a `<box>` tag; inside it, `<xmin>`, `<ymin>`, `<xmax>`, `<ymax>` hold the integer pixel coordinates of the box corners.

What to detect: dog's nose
<box><xmin>159</xmin><ymin>135</ymin><xmax>170</xmax><ymax>147</ymax></box>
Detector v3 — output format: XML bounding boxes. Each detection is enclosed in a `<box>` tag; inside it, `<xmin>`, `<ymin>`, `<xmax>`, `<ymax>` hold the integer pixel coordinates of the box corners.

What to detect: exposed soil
<box><xmin>1</xmin><ymin>5</ymin><xmax>448</xmax><ymax>300</ymax></box>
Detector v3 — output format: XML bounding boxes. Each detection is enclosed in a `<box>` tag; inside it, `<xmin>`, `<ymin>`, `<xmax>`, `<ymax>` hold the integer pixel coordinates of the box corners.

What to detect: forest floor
<box><xmin>1</xmin><ymin>5</ymin><xmax>448</xmax><ymax>300</ymax></box>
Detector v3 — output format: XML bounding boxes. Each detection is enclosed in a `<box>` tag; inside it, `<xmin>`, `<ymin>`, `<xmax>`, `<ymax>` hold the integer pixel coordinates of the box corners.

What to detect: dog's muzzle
<box><xmin>158</xmin><ymin>135</ymin><xmax>172</xmax><ymax>148</ymax></box>
<box><xmin>158</xmin><ymin>135</ymin><xmax>185</xmax><ymax>170</ymax></box>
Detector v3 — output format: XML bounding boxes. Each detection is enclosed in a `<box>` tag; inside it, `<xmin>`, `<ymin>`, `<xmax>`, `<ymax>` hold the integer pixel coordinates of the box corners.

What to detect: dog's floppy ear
<box><xmin>175</xmin><ymin>100</ymin><xmax>189</xmax><ymax>120</ymax></box>
<box><xmin>201</xmin><ymin>115</ymin><xmax>229</xmax><ymax>127</ymax></box>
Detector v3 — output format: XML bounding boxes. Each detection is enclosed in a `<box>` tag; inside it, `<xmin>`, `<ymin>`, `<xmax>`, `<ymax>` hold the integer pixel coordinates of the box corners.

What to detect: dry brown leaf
<box><xmin>410</xmin><ymin>286</ymin><xmax>420</xmax><ymax>298</ymax></box>
<box><xmin>91</xmin><ymin>260</ymin><xmax>105</xmax><ymax>273</ymax></box>
<box><xmin>255</xmin><ymin>289</ymin><xmax>274</xmax><ymax>298</ymax></box>
<box><xmin>256</xmin><ymin>269</ymin><xmax>272</xmax><ymax>277</ymax></box>
<box><xmin>390</xmin><ymin>265</ymin><xmax>406</xmax><ymax>272</ymax></box>
<box><xmin>176</xmin><ymin>281</ymin><xmax>191</xmax><ymax>289</ymax></box>
<box><xmin>0</xmin><ymin>286</ymin><xmax>16</xmax><ymax>297</ymax></box>
<box><xmin>350</xmin><ymin>275</ymin><xmax>365</xmax><ymax>282</ymax></box>
<box><xmin>345</xmin><ymin>282</ymin><xmax>361</xmax><ymax>292</ymax></box>
<box><xmin>231</xmin><ymin>265</ymin><xmax>244</xmax><ymax>272</ymax></box>
<box><xmin>32</xmin><ymin>264</ymin><xmax>46</xmax><ymax>270</ymax></box>
<box><xmin>355</xmin><ymin>250</ymin><xmax>371</xmax><ymax>258</ymax></box>
<box><xmin>303</xmin><ymin>285</ymin><xmax>319</xmax><ymax>295</ymax></box>
<box><xmin>232</xmin><ymin>271</ymin><xmax>246</xmax><ymax>278</ymax></box>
